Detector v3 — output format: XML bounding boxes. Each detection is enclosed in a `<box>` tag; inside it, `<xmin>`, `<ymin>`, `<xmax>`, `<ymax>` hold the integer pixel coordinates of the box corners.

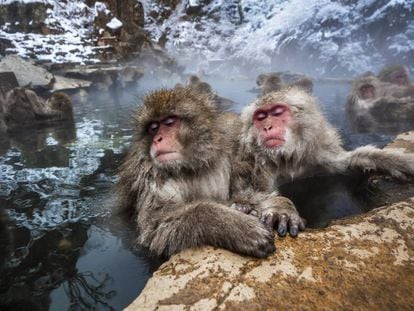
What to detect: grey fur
<box><xmin>239</xmin><ymin>87</ymin><xmax>414</xmax><ymax>187</ymax></box>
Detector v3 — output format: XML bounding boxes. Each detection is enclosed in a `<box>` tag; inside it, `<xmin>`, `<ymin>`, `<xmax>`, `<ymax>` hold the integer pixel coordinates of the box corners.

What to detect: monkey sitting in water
<box><xmin>116</xmin><ymin>86</ymin><xmax>304</xmax><ymax>258</ymax></box>
<box><xmin>236</xmin><ymin>87</ymin><xmax>414</xmax><ymax>197</ymax></box>
<box><xmin>3</xmin><ymin>87</ymin><xmax>73</xmax><ymax>131</ymax></box>
<box><xmin>378</xmin><ymin>64</ymin><xmax>411</xmax><ymax>86</ymax></box>
<box><xmin>256</xmin><ymin>72</ymin><xmax>313</xmax><ymax>96</ymax></box>
<box><xmin>346</xmin><ymin>75</ymin><xmax>414</xmax><ymax>133</ymax></box>
<box><xmin>186</xmin><ymin>74</ymin><xmax>236</xmax><ymax>110</ymax></box>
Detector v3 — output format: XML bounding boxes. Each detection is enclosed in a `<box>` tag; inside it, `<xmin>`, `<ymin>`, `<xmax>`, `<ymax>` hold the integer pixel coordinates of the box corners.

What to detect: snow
<box><xmin>143</xmin><ymin>0</ymin><xmax>414</xmax><ymax>76</ymax></box>
<box><xmin>0</xmin><ymin>0</ymin><xmax>103</xmax><ymax>63</ymax></box>
<box><xmin>106</xmin><ymin>17</ymin><xmax>123</xmax><ymax>30</ymax></box>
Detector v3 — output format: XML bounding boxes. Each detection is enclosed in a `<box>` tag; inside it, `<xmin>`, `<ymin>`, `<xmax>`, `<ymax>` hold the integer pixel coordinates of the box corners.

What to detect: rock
<box><xmin>0</xmin><ymin>1</ymin><xmax>53</xmax><ymax>34</ymax></box>
<box><xmin>0</xmin><ymin>72</ymin><xmax>19</xmax><ymax>95</ymax></box>
<box><xmin>63</xmin><ymin>63</ymin><xmax>144</xmax><ymax>90</ymax></box>
<box><xmin>126</xmin><ymin>131</ymin><xmax>414</xmax><ymax>311</ymax></box>
<box><xmin>0</xmin><ymin>55</ymin><xmax>54</xmax><ymax>88</ymax></box>
<box><xmin>52</xmin><ymin>75</ymin><xmax>92</xmax><ymax>92</ymax></box>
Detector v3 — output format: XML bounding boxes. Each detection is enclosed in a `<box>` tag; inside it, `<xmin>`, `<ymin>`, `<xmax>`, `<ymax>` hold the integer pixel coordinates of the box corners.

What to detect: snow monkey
<box><xmin>257</xmin><ymin>73</ymin><xmax>313</xmax><ymax>96</ymax></box>
<box><xmin>346</xmin><ymin>75</ymin><xmax>414</xmax><ymax>133</ymax></box>
<box><xmin>116</xmin><ymin>86</ymin><xmax>304</xmax><ymax>258</ymax></box>
<box><xmin>378</xmin><ymin>64</ymin><xmax>411</xmax><ymax>86</ymax></box>
<box><xmin>3</xmin><ymin>87</ymin><xmax>73</xmax><ymax>130</ymax></box>
<box><xmin>239</xmin><ymin>87</ymin><xmax>414</xmax><ymax>189</ymax></box>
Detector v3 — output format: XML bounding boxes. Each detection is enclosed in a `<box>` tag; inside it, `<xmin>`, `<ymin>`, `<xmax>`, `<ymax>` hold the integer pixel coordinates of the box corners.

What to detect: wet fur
<box><xmin>240</xmin><ymin>87</ymin><xmax>414</xmax><ymax>187</ymax></box>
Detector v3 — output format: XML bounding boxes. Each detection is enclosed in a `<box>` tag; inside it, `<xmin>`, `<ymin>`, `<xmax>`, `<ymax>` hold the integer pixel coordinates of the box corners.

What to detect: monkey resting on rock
<box><xmin>116</xmin><ymin>86</ymin><xmax>305</xmax><ymax>258</ymax></box>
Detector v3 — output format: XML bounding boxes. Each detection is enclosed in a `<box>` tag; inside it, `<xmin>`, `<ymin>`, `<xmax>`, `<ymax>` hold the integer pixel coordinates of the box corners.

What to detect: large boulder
<box><xmin>126</xmin><ymin>131</ymin><xmax>414</xmax><ymax>310</ymax></box>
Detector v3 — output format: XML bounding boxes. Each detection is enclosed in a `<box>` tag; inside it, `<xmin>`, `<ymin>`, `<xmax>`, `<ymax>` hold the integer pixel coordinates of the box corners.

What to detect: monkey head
<box><xmin>46</xmin><ymin>92</ymin><xmax>73</xmax><ymax>118</ymax></box>
<box><xmin>187</xmin><ymin>75</ymin><xmax>201</xmax><ymax>86</ymax></box>
<box><xmin>378</xmin><ymin>64</ymin><xmax>411</xmax><ymax>86</ymax></box>
<box><xmin>241</xmin><ymin>87</ymin><xmax>327</xmax><ymax>160</ymax></box>
<box><xmin>290</xmin><ymin>77</ymin><xmax>313</xmax><ymax>94</ymax></box>
<box><xmin>348</xmin><ymin>76</ymin><xmax>383</xmax><ymax>110</ymax></box>
<box><xmin>133</xmin><ymin>87</ymin><xmax>224</xmax><ymax>173</ymax></box>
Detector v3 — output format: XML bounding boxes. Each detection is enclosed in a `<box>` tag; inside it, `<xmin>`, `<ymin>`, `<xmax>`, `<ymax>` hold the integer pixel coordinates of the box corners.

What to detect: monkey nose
<box><xmin>264</xmin><ymin>125</ymin><xmax>272</xmax><ymax>131</ymax></box>
<box><xmin>154</xmin><ymin>135</ymin><xmax>163</xmax><ymax>143</ymax></box>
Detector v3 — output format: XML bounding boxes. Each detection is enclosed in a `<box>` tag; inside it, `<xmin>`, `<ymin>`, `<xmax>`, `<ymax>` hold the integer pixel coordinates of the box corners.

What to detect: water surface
<box><xmin>0</xmin><ymin>74</ymin><xmax>401</xmax><ymax>309</ymax></box>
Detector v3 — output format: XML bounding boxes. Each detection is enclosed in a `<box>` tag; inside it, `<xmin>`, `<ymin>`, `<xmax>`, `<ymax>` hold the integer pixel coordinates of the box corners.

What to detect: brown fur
<box><xmin>117</xmin><ymin>86</ymin><xmax>280</xmax><ymax>258</ymax></box>
<box><xmin>240</xmin><ymin>87</ymin><xmax>414</xmax><ymax>187</ymax></box>
<box><xmin>3</xmin><ymin>87</ymin><xmax>73</xmax><ymax>130</ymax></box>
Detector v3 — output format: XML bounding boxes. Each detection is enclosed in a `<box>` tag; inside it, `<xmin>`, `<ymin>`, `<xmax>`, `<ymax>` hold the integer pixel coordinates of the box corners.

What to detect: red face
<box><xmin>253</xmin><ymin>103</ymin><xmax>291</xmax><ymax>149</ymax></box>
<box><xmin>394</xmin><ymin>72</ymin><xmax>408</xmax><ymax>86</ymax></box>
<box><xmin>148</xmin><ymin>115</ymin><xmax>183</xmax><ymax>163</ymax></box>
<box><xmin>359</xmin><ymin>85</ymin><xmax>375</xmax><ymax>99</ymax></box>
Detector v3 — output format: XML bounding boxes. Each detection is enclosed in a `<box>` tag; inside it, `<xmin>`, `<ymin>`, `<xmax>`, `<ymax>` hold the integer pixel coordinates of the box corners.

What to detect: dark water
<box><xmin>0</xmin><ymin>74</ymin><xmax>399</xmax><ymax>310</ymax></box>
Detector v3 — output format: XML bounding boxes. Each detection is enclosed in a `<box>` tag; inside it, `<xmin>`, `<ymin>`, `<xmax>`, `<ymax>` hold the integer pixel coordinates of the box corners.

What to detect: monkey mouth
<box><xmin>154</xmin><ymin>150</ymin><xmax>181</xmax><ymax>162</ymax></box>
<box><xmin>263</xmin><ymin>137</ymin><xmax>285</xmax><ymax>148</ymax></box>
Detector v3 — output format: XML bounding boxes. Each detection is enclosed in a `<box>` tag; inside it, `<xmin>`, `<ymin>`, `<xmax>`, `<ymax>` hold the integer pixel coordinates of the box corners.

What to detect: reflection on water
<box><xmin>0</xmin><ymin>86</ymin><xmax>161</xmax><ymax>310</ymax></box>
<box><xmin>0</xmin><ymin>74</ymin><xmax>402</xmax><ymax>309</ymax></box>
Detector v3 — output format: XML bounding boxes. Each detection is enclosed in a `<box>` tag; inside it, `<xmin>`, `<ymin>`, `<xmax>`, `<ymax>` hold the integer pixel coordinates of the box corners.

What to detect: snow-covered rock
<box><xmin>142</xmin><ymin>0</ymin><xmax>414</xmax><ymax>77</ymax></box>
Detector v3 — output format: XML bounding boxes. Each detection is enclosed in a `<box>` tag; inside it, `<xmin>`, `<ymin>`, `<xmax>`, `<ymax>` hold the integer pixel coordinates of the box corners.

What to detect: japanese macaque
<box><xmin>239</xmin><ymin>87</ymin><xmax>414</xmax><ymax>188</ymax></box>
<box><xmin>117</xmin><ymin>86</ymin><xmax>303</xmax><ymax>258</ymax></box>
<box><xmin>346</xmin><ymin>75</ymin><xmax>414</xmax><ymax>133</ymax></box>
<box><xmin>3</xmin><ymin>87</ymin><xmax>73</xmax><ymax>131</ymax></box>
<box><xmin>290</xmin><ymin>77</ymin><xmax>313</xmax><ymax>94</ymax></box>
<box><xmin>256</xmin><ymin>73</ymin><xmax>313</xmax><ymax>96</ymax></box>
<box><xmin>186</xmin><ymin>75</ymin><xmax>235</xmax><ymax>110</ymax></box>
<box><xmin>378</xmin><ymin>64</ymin><xmax>411</xmax><ymax>86</ymax></box>
<box><xmin>261</xmin><ymin>74</ymin><xmax>283</xmax><ymax>96</ymax></box>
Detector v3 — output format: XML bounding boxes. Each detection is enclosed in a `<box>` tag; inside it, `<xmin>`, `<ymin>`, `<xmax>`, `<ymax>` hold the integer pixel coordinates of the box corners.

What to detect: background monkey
<box><xmin>378</xmin><ymin>64</ymin><xmax>411</xmax><ymax>86</ymax></box>
<box><xmin>346</xmin><ymin>75</ymin><xmax>414</xmax><ymax>133</ymax></box>
<box><xmin>117</xmin><ymin>86</ymin><xmax>303</xmax><ymax>258</ymax></box>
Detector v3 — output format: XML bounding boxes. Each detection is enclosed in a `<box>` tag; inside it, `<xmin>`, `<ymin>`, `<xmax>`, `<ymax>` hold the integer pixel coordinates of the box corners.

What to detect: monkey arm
<box><xmin>140</xmin><ymin>201</ymin><xmax>275</xmax><ymax>258</ymax></box>
<box><xmin>340</xmin><ymin>146</ymin><xmax>414</xmax><ymax>179</ymax></box>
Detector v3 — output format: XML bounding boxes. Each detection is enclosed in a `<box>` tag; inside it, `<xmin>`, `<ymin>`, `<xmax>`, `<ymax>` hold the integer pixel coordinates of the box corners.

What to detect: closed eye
<box><xmin>162</xmin><ymin>116</ymin><xmax>178</xmax><ymax>126</ymax></box>
<box><xmin>270</xmin><ymin>106</ymin><xmax>286</xmax><ymax>116</ymax></box>
<box><xmin>254</xmin><ymin>111</ymin><xmax>267</xmax><ymax>121</ymax></box>
<box><xmin>147</xmin><ymin>121</ymin><xmax>159</xmax><ymax>134</ymax></box>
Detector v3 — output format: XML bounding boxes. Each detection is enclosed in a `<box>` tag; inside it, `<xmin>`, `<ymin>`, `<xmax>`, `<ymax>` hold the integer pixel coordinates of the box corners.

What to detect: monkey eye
<box><xmin>147</xmin><ymin>121</ymin><xmax>160</xmax><ymax>134</ymax></box>
<box><xmin>270</xmin><ymin>105</ymin><xmax>286</xmax><ymax>116</ymax></box>
<box><xmin>162</xmin><ymin>116</ymin><xmax>178</xmax><ymax>126</ymax></box>
<box><xmin>254</xmin><ymin>111</ymin><xmax>267</xmax><ymax>121</ymax></box>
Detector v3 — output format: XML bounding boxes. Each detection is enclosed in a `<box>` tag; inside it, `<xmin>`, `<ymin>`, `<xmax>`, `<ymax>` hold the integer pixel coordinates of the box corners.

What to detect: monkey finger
<box><xmin>299</xmin><ymin>218</ymin><xmax>307</xmax><ymax>231</ymax></box>
<box><xmin>288</xmin><ymin>219</ymin><xmax>299</xmax><ymax>237</ymax></box>
<box><xmin>260</xmin><ymin>213</ymin><xmax>276</xmax><ymax>230</ymax></box>
<box><xmin>277</xmin><ymin>214</ymin><xmax>288</xmax><ymax>237</ymax></box>
<box><xmin>230</xmin><ymin>203</ymin><xmax>252</xmax><ymax>214</ymax></box>
<box><xmin>249</xmin><ymin>209</ymin><xmax>261</xmax><ymax>218</ymax></box>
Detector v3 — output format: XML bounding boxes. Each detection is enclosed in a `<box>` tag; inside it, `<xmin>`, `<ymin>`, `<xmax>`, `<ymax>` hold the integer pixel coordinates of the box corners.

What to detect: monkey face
<box><xmin>359</xmin><ymin>84</ymin><xmax>375</xmax><ymax>100</ymax></box>
<box><xmin>252</xmin><ymin>103</ymin><xmax>291</xmax><ymax>149</ymax></box>
<box><xmin>148</xmin><ymin>115</ymin><xmax>184</xmax><ymax>165</ymax></box>
<box><xmin>392</xmin><ymin>72</ymin><xmax>409</xmax><ymax>86</ymax></box>
<box><xmin>134</xmin><ymin>87</ymin><xmax>222</xmax><ymax>173</ymax></box>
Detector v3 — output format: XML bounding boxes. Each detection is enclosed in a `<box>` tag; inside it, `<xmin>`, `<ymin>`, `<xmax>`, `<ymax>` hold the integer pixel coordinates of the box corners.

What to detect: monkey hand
<box><xmin>259</xmin><ymin>197</ymin><xmax>306</xmax><ymax>237</ymax></box>
<box><xmin>234</xmin><ymin>216</ymin><xmax>276</xmax><ymax>258</ymax></box>
<box><xmin>230</xmin><ymin>201</ymin><xmax>262</xmax><ymax>218</ymax></box>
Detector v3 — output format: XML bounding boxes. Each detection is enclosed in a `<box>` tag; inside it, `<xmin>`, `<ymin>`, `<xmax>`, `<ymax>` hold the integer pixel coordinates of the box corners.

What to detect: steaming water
<box><xmin>0</xmin><ymin>74</ymin><xmax>399</xmax><ymax>309</ymax></box>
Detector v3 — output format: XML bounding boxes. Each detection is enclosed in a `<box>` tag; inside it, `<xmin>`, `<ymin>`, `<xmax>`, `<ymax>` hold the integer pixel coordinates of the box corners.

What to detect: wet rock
<box><xmin>126</xmin><ymin>131</ymin><xmax>414</xmax><ymax>311</ymax></box>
